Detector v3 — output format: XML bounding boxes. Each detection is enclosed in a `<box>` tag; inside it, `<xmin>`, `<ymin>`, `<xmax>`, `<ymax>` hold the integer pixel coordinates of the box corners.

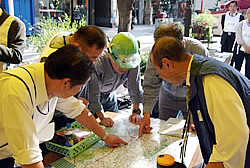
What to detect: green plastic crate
<box><xmin>45</xmin><ymin>121</ymin><xmax>101</xmax><ymax>158</ymax></box>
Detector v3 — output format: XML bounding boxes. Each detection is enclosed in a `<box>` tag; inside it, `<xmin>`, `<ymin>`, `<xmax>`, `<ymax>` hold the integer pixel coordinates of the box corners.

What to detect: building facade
<box><xmin>1</xmin><ymin>0</ymin><xmax>148</xmax><ymax>35</ymax></box>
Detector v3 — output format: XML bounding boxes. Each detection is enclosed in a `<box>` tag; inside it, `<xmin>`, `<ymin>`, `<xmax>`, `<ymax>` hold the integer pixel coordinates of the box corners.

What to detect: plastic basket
<box><xmin>45</xmin><ymin>121</ymin><xmax>101</xmax><ymax>158</ymax></box>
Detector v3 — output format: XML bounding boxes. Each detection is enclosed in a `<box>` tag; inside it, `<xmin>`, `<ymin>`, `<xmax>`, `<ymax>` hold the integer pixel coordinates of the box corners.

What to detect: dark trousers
<box><xmin>101</xmin><ymin>92</ymin><xmax>119</xmax><ymax>113</ymax></box>
<box><xmin>158</xmin><ymin>87</ymin><xmax>187</xmax><ymax>120</ymax></box>
<box><xmin>221</xmin><ymin>32</ymin><xmax>235</xmax><ymax>53</ymax></box>
<box><xmin>150</xmin><ymin>100</ymin><xmax>160</xmax><ymax>118</ymax></box>
<box><xmin>79</xmin><ymin>84</ymin><xmax>119</xmax><ymax>113</ymax></box>
<box><xmin>0</xmin><ymin>157</ymin><xmax>14</xmax><ymax>168</ymax></box>
<box><xmin>234</xmin><ymin>51</ymin><xmax>250</xmax><ymax>80</ymax></box>
<box><xmin>230</xmin><ymin>43</ymin><xmax>239</xmax><ymax>66</ymax></box>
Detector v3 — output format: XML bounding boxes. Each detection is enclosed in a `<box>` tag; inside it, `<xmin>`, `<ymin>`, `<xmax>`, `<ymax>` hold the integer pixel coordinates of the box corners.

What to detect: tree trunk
<box><xmin>184</xmin><ymin>0</ymin><xmax>192</xmax><ymax>37</ymax></box>
<box><xmin>117</xmin><ymin>0</ymin><xmax>135</xmax><ymax>33</ymax></box>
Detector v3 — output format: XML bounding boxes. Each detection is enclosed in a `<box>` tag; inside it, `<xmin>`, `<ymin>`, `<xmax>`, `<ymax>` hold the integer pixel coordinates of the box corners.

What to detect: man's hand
<box><xmin>129</xmin><ymin>113</ymin><xmax>143</xmax><ymax>125</ymax></box>
<box><xmin>244</xmin><ymin>47</ymin><xmax>250</xmax><ymax>54</ymax></box>
<box><xmin>104</xmin><ymin>134</ymin><xmax>128</xmax><ymax>147</ymax></box>
<box><xmin>189</xmin><ymin>120</ymin><xmax>196</xmax><ymax>133</ymax></box>
<box><xmin>96</xmin><ymin>112</ymin><xmax>113</xmax><ymax>127</ymax></box>
<box><xmin>138</xmin><ymin>113</ymin><xmax>152</xmax><ymax>138</ymax></box>
<box><xmin>79</xmin><ymin>97</ymin><xmax>89</xmax><ymax>107</ymax></box>
<box><xmin>245</xmin><ymin>48</ymin><xmax>250</xmax><ymax>54</ymax></box>
<box><xmin>100</xmin><ymin>117</ymin><xmax>114</xmax><ymax>127</ymax></box>
<box><xmin>242</xmin><ymin>44</ymin><xmax>250</xmax><ymax>54</ymax></box>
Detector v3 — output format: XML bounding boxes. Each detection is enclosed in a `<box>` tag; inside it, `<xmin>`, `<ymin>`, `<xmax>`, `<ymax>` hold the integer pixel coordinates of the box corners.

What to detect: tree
<box><xmin>117</xmin><ymin>0</ymin><xmax>136</xmax><ymax>33</ymax></box>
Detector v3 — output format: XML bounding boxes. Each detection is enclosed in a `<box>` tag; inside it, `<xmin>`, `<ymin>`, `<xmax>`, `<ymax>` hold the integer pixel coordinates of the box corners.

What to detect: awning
<box><xmin>220</xmin><ymin>0</ymin><xmax>250</xmax><ymax>10</ymax></box>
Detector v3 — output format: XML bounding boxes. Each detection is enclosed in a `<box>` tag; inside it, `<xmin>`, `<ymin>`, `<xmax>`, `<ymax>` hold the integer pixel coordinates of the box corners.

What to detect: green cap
<box><xmin>109</xmin><ymin>32</ymin><xmax>141</xmax><ymax>69</ymax></box>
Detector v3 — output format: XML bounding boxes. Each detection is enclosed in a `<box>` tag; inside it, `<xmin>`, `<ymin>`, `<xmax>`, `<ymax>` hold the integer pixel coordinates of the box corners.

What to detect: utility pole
<box><xmin>138</xmin><ymin>0</ymin><xmax>144</xmax><ymax>24</ymax></box>
<box><xmin>200</xmin><ymin>0</ymin><xmax>203</xmax><ymax>13</ymax></box>
<box><xmin>184</xmin><ymin>0</ymin><xmax>192</xmax><ymax>37</ymax></box>
<box><xmin>8</xmin><ymin>0</ymin><xmax>14</xmax><ymax>16</ymax></box>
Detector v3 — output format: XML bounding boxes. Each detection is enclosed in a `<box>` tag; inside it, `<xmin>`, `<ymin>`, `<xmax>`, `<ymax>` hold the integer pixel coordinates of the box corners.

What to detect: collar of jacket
<box><xmin>229</xmin><ymin>12</ymin><xmax>238</xmax><ymax>17</ymax></box>
<box><xmin>0</xmin><ymin>8</ymin><xmax>3</xmax><ymax>16</ymax></box>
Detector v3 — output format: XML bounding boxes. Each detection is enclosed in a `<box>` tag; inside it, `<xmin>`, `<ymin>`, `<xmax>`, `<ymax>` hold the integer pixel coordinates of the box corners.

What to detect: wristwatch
<box><xmin>132</xmin><ymin>108</ymin><xmax>141</xmax><ymax>115</ymax></box>
<box><xmin>101</xmin><ymin>132</ymin><xmax>108</xmax><ymax>141</ymax></box>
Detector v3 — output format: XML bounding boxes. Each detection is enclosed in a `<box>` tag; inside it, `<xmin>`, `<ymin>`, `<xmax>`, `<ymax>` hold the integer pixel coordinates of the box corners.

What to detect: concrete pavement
<box><xmin>22</xmin><ymin>24</ymin><xmax>216</xmax><ymax>62</ymax></box>
<box><xmin>23</xmin><ymin>25</ymin><xmax>156</xmax><ymax>63</ymax></box>
<box><xmin>101</xmin><ymin>25</ymin><xmax>155</xmax><ymax>53</ymax></box>
<box><xmin>22</xmin><ymin>24</ymin><xmax>245</xmax><ymax>75</ymax></box>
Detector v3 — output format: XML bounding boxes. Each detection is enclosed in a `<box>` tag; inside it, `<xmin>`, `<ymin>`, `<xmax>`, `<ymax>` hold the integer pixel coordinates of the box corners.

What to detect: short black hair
<box><xmin>154</xmin><ymin>24</ymin><xmax>183</xmax><ymax>42</ymax></box>
<box><xmin>151</xmin><ymin>37</ymin><xmax>185</xmax><ymax>67</ymax></box>
<box><xmin>229</xmin><ymin>1</ymin><xmax>238</xmax><ymax>6</ymax></box>
<box><xmin>44</xmin><ymin>45</ymin><xmax>94</xmax><ymax>86</ymax></box>
<box><xmin>74</xmin><ymin>25</ymin><xmax>107</xmax><ymax>50</ymax></box>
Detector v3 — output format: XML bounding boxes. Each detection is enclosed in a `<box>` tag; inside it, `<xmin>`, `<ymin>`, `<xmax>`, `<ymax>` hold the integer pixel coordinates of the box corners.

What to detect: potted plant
<box><xmin>28</xmin><ymin>13</ymin><xmax>86</xmax><ymax>53</ymax></box>
<box><xmin>192</xmin><ymin>10</ymin><xmax>216</xmax><ymax>48</ymax></box>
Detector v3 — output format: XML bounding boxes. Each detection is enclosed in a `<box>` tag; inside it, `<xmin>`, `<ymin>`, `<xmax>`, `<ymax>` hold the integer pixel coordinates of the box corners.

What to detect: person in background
<box><xmin>129</xmin><ymin>24</ymin><xmax>208</xmax><ymax>124</ymax></box>
<box><xmin>234</xmin><ymin>8</ymin><xmax>250</xmax><ymax>80</ymax></box>
<box><xmin>221</xmin><ymin>0</ymin><xmax>244</xmax><ymax>53</ymax></box>
<box><xmin>79</xmin><ymin>32</ymin><xmax>143</xmax><ymax>127</ymax></box>
<box><xmin>141</xmin><ymin>37</ymin><xmax>249</xmax><ymax>168</ymax></box>
<box><xmin>131</xmin><ymin>2</ymin><xmax>136</xmax><ymax>30</ymax></box>
<box><xmin>0</xmin><ymin>45</ymin><xmax>127</xmax><ymax>168</ymax></box>
<box><xmin>0</xmin><ymin>0</ymin><xmax>26</xmax><ymax>72</ymax></box>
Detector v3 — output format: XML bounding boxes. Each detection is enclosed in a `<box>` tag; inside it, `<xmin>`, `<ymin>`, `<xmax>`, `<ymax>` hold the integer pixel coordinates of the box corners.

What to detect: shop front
<box><xmin>35</xmin><ymin>0</ymin><xmax>88</xmax><ymax>24</ymax></box>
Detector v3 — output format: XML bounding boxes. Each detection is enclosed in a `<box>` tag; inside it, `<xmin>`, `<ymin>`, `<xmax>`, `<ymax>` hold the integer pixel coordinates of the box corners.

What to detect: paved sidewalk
<box><xmin>23</xmin><ymin>24</ymin><xmax>245</xmax><ymax>74</ymax></box>
<box><xmin>23</xmin><ymin>25</ymin><xmax>155</xmax><ymax>63</ymax></box>
<box><xmin>23</xmin><ymin>24</ymin><xmax>220</xmax><ymax>62</ymax></box>
<box><xmin>101</xmin><ymin>25</ymin><xmax>154</xmax><ymax>53</ymax></box>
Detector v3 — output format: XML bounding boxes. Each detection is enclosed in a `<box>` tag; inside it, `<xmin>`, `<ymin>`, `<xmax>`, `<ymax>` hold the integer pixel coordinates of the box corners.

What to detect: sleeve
<box><xmin>1</xmin><ymin>83</ymin><xmax>42</xmax><ymax>164</ymax></box>
<box><xmin>203</xmin><ymin>75</ymin><xmax>249</xmax><ymax>167</ymax></box>
<box><xmin>221</xmin><ymin>14</ymin><xmax>225</xmax><ymax>30</ymax></box>
<box><xmin>0</xmin><ymin>18</ymin><xmax>26</xmax><ymax>64</ymax></box>
<box><xmin>184</xmin><ymin>38</ymin><xmax>208</xmax><ymax>57</ymax></box>
<box><xmin>236</xmin><ymin>22</ymin><xmax>245</xmax><ymax>45</ymax></box>
<box><xmin>127</xmin><ymin>65</ymin><xmax>143</xmax><ymax>105</ymax></box>
<box><xmin>190</xmin><ymin>41</ymin><xmax>209</xmax><ymax>57</ymax></box>
<box><xmin>86</xmin><ymin>72</ymin><xmax>103</xmax><ymax>114</ymax></box>
<box><xmin>203</xmin><ymin>49</ymin><xmax>209</xmax><ymax>57</ymax></box>
<box><xmin>143</xmin><ymin>56</ymin><xmax>162</xmax><ymax>113</ymax></box>
<box><xmin>56</xmin><ymin>96</ymin><xmax>86</xmax><ymax>118</ymax></box>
